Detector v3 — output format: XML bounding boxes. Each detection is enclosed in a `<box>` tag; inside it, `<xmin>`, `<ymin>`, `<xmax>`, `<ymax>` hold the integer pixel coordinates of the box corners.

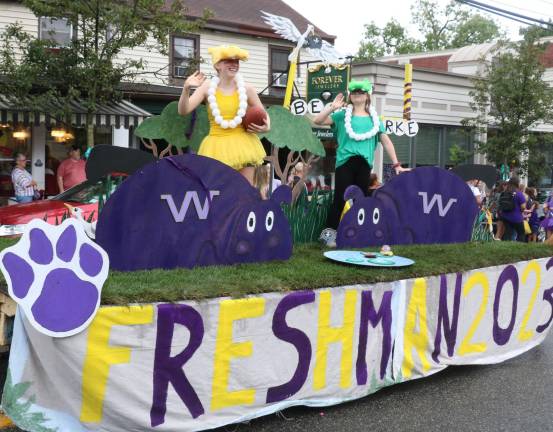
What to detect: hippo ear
<box><xmin>344</xmin><ymin>185</ymin><xmax>364</xmax><ymax>202</ymax></box>
<box><xmin>271</xmin><ymin>185</ymin><xmax>292</xmax><ymax>205</ymax></box>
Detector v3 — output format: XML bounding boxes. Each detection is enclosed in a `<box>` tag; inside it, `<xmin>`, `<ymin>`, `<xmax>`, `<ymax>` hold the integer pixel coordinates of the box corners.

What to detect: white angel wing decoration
<box><xmin>315</xmin><ymin>40</ymin><xmax>345</xmax><ymax>65</ymax></box>
<box><xmin>260</xmin><ymin>10</ymin><xmax>344</xmax><ymax>66</ymax></box>
<box><xmin>260</xmin><ymin>11</ymin><xmax>302</xmax><ymax>42</ymax></box>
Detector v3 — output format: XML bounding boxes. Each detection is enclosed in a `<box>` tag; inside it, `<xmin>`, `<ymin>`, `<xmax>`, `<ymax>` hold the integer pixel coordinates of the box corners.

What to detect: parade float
<box><xmin>0</xmin><ymin>12</ymin><xmax>552</xmax><ymax>432</ymax></box>
<box><xmin>1</xmin><ymin>152</ymin><xmax>553</xmax><ymax>431</ymax></box>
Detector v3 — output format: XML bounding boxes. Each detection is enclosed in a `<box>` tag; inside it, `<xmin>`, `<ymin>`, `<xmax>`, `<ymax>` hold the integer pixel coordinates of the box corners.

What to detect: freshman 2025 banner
<box><xmin>4</xmin><ymin>258</ymin><xmax>553</xmax><ymax>431</ymax></box>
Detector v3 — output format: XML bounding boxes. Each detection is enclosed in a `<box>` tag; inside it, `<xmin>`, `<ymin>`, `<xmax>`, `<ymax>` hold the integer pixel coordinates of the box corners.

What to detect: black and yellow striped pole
<box><xmin>403</xmin><ymin>64</ymin><xmax>412</xmax><ymax>121</ymax></box>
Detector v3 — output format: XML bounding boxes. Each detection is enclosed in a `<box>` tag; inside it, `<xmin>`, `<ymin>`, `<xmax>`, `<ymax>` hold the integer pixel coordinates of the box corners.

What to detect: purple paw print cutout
<box><xmin>0</xmin><ymin>219</ymin><xmax>109</xmax><ymax>337</ymax></box>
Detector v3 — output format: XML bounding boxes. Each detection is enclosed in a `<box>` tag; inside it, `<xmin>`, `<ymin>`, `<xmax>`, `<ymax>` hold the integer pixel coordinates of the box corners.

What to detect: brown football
<box><xmin>242</xmin><ymin>106</ymin><xmax>268</xmax><ymax>130</ymax></box>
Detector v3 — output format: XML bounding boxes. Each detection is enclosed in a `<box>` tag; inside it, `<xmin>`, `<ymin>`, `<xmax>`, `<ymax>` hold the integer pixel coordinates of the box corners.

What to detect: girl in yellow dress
<box><xmin>178</xmin><ymin>45</ymin><xmax>270</xmax><ymax>185</ymax></box>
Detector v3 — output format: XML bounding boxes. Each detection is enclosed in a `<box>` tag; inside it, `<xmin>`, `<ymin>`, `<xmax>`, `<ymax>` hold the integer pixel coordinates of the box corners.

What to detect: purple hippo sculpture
<box><xmin>95</xmin><ymin>154</ymin><xmax>293</xmax><ymax>271</ymax></box>
<box><xmin>336</xmin><ymin>166</ymin><xmax>479</xmax><ymax>248</ymax></box>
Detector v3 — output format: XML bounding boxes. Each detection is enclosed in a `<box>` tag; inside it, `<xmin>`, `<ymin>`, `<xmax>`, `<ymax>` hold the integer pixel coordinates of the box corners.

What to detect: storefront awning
<box><xmin>0</xmin><ymin>95</ymin><xmax>151</xmax><ymax>129</ymax></box>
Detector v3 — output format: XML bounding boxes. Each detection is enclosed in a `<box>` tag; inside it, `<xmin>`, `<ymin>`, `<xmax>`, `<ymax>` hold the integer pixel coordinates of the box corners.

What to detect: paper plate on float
<box><xmin>324</xmin><ymin>250</ymin><xmax>415</xmax><ymax>267</ymax></box>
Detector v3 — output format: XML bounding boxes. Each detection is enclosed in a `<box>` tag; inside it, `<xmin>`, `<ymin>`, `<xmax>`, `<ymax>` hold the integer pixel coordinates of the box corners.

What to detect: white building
<box><xmin>0</xmin><ymin>0</ymin><xmax>332</xmax><ymax>197</ymax></box>
<box><xmin>350</xmin><ymin>41</ymin><xmax>553</xmax><ymax>185</ymax></box>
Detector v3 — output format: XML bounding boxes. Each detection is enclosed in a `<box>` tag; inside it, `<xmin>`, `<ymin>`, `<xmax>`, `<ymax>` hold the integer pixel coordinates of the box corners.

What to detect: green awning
<box><xmin>0</xmin><ymin>94</ymin><xmax>151</xmax><ymax>129</ymax></box>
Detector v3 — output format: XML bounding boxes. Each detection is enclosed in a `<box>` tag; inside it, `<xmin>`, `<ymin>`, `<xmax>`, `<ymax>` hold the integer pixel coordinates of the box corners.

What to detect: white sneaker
<box><xmin>319</xmin><ymin>228</ymin><xmax>337</xmax><ymax>248</ymax></box>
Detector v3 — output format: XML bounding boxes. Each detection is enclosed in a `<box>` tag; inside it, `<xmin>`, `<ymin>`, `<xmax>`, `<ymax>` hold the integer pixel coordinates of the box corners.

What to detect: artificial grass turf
<box><xmin>99</xmin><ymin>241</ymin><xmax>553</xmax><ymax>305</ymax></box>
<box><xmin>0</xmin><ymin>237</ymin><xmax>551</xmax><ymax>305</ymax></box>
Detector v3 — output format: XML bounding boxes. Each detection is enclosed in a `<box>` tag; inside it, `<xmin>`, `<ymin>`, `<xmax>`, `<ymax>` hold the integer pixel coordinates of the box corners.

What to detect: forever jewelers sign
<box><xmin>307</xmin><ymin>64</ymin><xmax>349</xmax><ymax>102</ymax></box>
<box><xmin>291</xmin><ymin>64</ymin><xmax>350</xmax><ymax>118</ymax></box>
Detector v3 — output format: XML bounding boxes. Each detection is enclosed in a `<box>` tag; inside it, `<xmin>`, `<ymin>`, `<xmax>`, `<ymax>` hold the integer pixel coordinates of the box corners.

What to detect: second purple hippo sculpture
<box><xmin>95</xmin><ymin>154</ymin><xmax>293</xmax><ymax>271</ymax></box>
<box><xmin>336</xmin><ymin>166</ymin><xmax>479</xmax><ymax>248</ymax></box>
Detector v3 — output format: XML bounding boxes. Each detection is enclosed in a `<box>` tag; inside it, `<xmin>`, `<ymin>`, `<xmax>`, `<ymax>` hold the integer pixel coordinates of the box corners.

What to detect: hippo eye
<box><xmin>265</xmin><ymin>210</ymin><xmax>274</xmax><ymax>232</ymax></box>
<box><xmin>372</xmin><ymin>208</ymin><xmax>380</xmax><ymax>224</ymax></box>
<box><xmin>247</xmin><ymin>211</ymin><xmax>256</xmax><ymax>233</ymax></box>
<box><xmin>357</xmin><ymin>208</ymin><xmax>365</xmax><ymax>225</ymax></box>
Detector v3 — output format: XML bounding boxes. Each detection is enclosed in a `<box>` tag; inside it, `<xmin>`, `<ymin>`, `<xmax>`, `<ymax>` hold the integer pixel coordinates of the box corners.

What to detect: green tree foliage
<box><xmin>357</xmin><ymin>20</ymin><xmax>422</xmax><ymax>60</ymax></box>
<box><xmin>463</xmin><ymin>32</ymin><xmax>553</xmax><ymax>179</ymax></box>
<box><xmin>260</xmin><ymin>106</ymin><xmax>325</xmax><ymax>202</ymax></box>
<box><xmin>448</xmin><ymin>143</ymin><xmax>473</xmax><ymax>167</ymax></box>
<box><xmin>356</xmin><ymin>0</ymin><xmax>504</xmax><ymax>60</ymax></box>
<box><xmin>0</xmin><ymin>0</ymin><xmax>210</xmax><ymax>146</ymax></box>
<box><xmin>260</xmin><ymin>106</ymin><xmax>325</xmax><ymax>157</ymax></box>
<box><xmin>526</xmin><ymin>133</ymin><xmax>553</xmax><ymax>186</ymax></box>
<box><xmin>519</xmin><ymin>22</ymin><xmax>553</xmax><ymax>39</ymax></box>
<box><xmin>450</xmin><ymin>14</ymin><xmax>505</xmax><ymax>48</ymax></box>
<box><xmin>134</xmin><ymin>102</ymin><xmax>209</xmax><ymax>157</ymax></box>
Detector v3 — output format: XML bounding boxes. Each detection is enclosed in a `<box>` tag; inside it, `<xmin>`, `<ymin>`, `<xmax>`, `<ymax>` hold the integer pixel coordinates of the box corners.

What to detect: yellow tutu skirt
<box><xmin>198</xmin><ymin>129</ymin><xmax>266</xmax><ymax>170</ymax></box>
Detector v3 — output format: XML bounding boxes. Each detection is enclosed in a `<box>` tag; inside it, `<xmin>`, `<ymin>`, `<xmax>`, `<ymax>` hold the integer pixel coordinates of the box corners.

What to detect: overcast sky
<box><xmin>282</xmin><ymin>0</ymin><xmax>553</xmax><ymax>56</ymax></box>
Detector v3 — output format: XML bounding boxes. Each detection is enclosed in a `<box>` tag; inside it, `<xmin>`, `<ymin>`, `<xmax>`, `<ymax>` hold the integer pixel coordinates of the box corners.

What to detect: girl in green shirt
<box><xmin>313</xmin><ymin>79</ymin><xmax>407</xmax><ymax>247</ymax></box>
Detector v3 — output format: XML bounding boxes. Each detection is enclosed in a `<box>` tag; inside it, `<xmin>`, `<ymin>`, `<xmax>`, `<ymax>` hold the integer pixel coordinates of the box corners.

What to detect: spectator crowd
<box><xmin>475</xmin><ymin>177</ymin><xmax>551</xmax><ymax>242</ymax></box>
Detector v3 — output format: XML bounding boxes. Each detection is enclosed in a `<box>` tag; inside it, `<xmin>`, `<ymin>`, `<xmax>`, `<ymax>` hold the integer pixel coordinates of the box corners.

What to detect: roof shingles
<box><xmin>174</xmin><ymin>0</ymin><xmax>335</xmax><ymax>41</ymax></box>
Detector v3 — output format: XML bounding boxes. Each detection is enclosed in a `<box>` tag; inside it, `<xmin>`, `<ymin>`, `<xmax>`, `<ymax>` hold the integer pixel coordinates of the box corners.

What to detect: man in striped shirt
<box><xmin>11</xmin><ymin>153</ymin><xmax>36</xmax><ymax>203</ymax></box>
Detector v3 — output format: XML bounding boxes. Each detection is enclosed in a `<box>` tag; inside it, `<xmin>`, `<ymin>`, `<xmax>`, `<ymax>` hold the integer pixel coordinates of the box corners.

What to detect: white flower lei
<box><xmin>207</xmin><ymin>73</ymin><xmax>247</xmax><ymax>129</ymax></box>
<box><xmin>344</xmin><ymin>104</ymin><xmax>381</xmax><ymax>141</ymax></box>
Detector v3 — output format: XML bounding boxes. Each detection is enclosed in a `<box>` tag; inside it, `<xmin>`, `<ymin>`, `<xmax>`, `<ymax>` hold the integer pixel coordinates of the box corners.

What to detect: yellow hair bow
<box><xmin>208</xmin><ymin>45</ymin><xmax>249</xmax><ymax>65</ymax></box>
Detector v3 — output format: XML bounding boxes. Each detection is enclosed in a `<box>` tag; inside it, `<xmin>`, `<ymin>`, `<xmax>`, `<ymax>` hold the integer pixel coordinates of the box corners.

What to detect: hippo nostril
<box><xmin>268</xmin><ymin>235</ymin><xmax>279</xmax><ymax>248</ymax></box>
<box><xmin>235</xmin><ymin>240</ymin><xmax>250</xmax><ymax>255</ymax></box>
<box><xmin>375</xmin><ymin>229</ymin><xmax>383</xmax><ymax>239</ymax></box>
<box><xmin>346</xmin><ymin>228</ymin><xmax>355</xmax><ymax>238</ymax></box>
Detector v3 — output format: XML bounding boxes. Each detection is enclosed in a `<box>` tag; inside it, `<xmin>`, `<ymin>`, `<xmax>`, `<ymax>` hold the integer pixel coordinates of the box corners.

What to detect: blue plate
<box><xmin>324</xmin><ymin>250</ymin><xmax>415</xmax><ymax>267</ymax></box>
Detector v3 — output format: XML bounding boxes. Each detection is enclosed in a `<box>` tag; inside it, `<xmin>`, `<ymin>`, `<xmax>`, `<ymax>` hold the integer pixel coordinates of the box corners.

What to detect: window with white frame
<box><xmin>172</xmin><ymin>36</ymin><xmax>198</xmax><ymax>78</ymax></box>
<box><xmin>39</xmin><ymin>17</ymin><xmax>72</xmax><ymax>47</ymax></box>
<box><xmin>270</xmin><ymin>47</ymin><xmax>292</xmax><ymax>88</ymax></box>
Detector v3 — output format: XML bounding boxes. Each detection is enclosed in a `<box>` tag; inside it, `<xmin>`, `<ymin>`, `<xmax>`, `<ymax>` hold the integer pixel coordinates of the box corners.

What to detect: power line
<box><xmin>475</xmin><ymin>8</ymin><xmax>540</xmax><ymax>26</ymax></box>
<box><xmin>458</xmin><ymin>0</ymin><xmax>553</xmax><ymax>26</ymax></box>
<box><xmin>486</xmin><ymin>0</ymin><xmax>549</xmax><ymax>19</ymax></box>
<box><xmin>456</xmin><ymin>0</ymin><xmax>553</xmax><ymax>27</ymax></box>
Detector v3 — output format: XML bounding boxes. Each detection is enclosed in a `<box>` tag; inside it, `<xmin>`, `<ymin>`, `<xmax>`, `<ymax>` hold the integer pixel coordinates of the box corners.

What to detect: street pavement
<box><xmin>2</xmin><ymin>334</ymin><xmax>553</xmax><ymax>432</ymax></box>
<box><xmin>215</xmin><ymin>334</ymin><xmax>553</xmax><ymax>432</ymax></box>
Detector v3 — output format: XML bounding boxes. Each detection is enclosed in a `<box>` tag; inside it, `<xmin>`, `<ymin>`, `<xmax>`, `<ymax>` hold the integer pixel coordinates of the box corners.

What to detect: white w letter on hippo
<box><xmin>418</xmin><ymin>192</ymin><xmax>457</xmax><ymax>217</ymax></box>
<box><xmin>161</xmin><ymin>191</ymin><xmax>220</xmax><ymax>222</ymax></box>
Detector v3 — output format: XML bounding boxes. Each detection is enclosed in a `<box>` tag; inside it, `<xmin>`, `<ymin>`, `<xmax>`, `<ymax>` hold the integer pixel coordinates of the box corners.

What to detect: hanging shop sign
<box><xmin>292</xmin><ymin>64</ymin><xmax>350</xmax><ymax>117</ymax></box>
<box><xmin>307</xmin><ymin>64</ymin><xmax>350</xmax><ymax>103</ymax></box>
